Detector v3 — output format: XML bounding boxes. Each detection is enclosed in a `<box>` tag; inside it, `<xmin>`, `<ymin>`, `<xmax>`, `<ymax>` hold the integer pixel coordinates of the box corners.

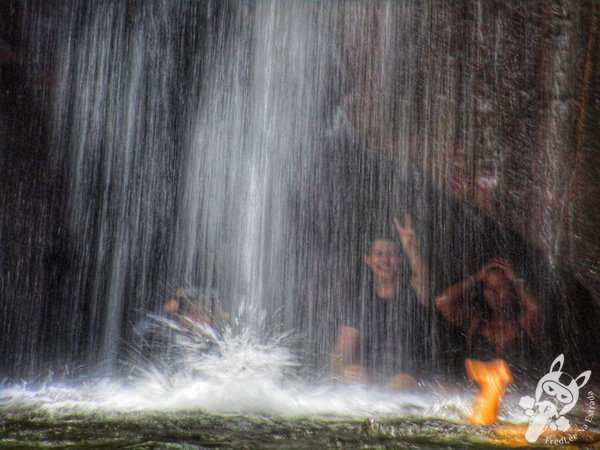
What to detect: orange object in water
<box><xmin>465</xmin><ymin>358</ymin><xmax>513</xmax><ymax>425</ymax></box>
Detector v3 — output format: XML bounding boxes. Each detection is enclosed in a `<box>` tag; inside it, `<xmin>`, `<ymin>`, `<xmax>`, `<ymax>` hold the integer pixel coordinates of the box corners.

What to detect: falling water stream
<box><xmin>1</xmin><ymin>1</ymin><xmax>599</xmax><ymax>447</ymax></box>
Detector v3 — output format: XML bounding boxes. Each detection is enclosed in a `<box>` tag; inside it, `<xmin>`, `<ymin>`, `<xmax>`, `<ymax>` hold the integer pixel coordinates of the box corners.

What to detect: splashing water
<box><xmin>2</xmin><ymin>310</ymin><xmax>542</xmax><ymax>427</ymax></box>
<box><xmin>0</xmin><ymin>299</ymin><xmax>466</xmax><ymax>420</ymax></box>
<box><xmin>1</xmin><ymin>325</ymin><xmax>433</xmax><ymax>419</ymax></box>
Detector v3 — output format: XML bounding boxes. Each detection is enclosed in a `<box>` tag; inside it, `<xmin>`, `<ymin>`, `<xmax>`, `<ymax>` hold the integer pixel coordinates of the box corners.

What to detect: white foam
<box><xmin>0</xmin><ymin>322</ymin><xmax>529</xmax><ymax>421</ymax></box>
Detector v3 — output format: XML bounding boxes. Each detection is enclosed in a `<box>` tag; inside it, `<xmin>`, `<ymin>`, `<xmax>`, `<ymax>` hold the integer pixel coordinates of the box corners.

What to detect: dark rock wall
<box><xmin>343</xmin><ymin>0</ymin><xmax>599</xmax><ymax>304</ymax></box>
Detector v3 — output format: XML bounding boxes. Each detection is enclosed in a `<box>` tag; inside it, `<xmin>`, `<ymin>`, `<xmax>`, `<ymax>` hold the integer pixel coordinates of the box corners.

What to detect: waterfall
<box><xmin>0</xmin><ymin>0</ymin><xmax>597</xmax><ymax>386</ymax></box>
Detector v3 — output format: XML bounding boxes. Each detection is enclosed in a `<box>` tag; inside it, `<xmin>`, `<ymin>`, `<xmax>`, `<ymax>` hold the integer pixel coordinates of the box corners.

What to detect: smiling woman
<box><xmin>365</xmin><ymin>239</ymin><xmax>400</xmax><ymax>286</ymax></box>
<box><xmin>331</xmin><ymin>214</ymin><xmax>431</xmax><ymax>389</ymax></box>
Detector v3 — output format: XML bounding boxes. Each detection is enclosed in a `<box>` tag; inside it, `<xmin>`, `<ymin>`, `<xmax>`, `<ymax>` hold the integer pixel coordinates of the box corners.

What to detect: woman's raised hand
<box><xmin>476</xmin><ymin>257</ymin><xmax>518</xmax><ymax>282</ymax></box>
<box><xmin>393</xmin><ymin>214</ymin><xmax>418</xmax><ymax>258</ymax></box>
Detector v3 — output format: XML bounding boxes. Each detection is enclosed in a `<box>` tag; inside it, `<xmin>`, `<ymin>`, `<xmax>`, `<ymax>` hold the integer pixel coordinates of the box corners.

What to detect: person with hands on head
<box><xmin>435</xmin><ymin>257</ymin><xmax>540</xmax><ymax>364</ymax></box>
<box><xmin>331</xmin><ymin>214</ymin><xmax>431</xmax><ymax>390</ymax></box>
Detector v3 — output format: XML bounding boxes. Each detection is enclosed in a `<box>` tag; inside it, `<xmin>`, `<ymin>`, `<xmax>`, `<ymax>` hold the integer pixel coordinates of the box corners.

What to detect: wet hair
<box><xmin>362</xmin><ymin>220</ymin><xmax>400</xmax><ymax>256</ymax></box>
<box><xmin>364</xmin><ymin>235</ymin><xmax>400</xmax><ymax>256</ymax></box>
<box><xmin>478</xmin><ymin>268</ymin><xmax>520</xmax><ymax>320</ymax></box>
<box><xmin>485</xmin><ymin>267</ymin><xmax>507</xmax><ymax>278</ymax></box>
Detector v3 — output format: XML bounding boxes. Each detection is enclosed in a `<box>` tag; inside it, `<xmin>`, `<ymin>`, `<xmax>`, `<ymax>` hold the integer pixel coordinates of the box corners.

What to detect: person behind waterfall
<box><xmin>331</xmin><ymin>214</ymin><xmax>431</xmax><ymax>390</ymax></box>
<box><xmin>133</xmin><ymin>286</ymin><xmax>228</xmax><ymax>349</ymax></box>
<box><xmin>435</xmin><ymin>257</ymin><xmax>541</xmax><ymax>378</ymax></box>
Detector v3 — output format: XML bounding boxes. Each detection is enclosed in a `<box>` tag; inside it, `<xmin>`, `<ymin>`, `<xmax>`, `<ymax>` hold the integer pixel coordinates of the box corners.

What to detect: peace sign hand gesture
<box><xmin>393</xmin><ymin>214</ymin><xmax>429</xmax><ymax>307</ymax></box>
<box><xmin>393</xmin><ymin>214</ymin><xmax>419</xmax><ymax>259</ymax></box>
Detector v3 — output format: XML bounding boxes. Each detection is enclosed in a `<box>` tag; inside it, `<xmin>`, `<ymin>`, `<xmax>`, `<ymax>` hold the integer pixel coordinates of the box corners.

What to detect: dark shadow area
<box><xmin>0</xmin><ymin>0</ymin><xmax>58</xmax><ymax>378</ymax></box>
<box><xmin>293</xmin><ymin>128</ymin><xmax>600</xmax><ymax>385</ymax></box>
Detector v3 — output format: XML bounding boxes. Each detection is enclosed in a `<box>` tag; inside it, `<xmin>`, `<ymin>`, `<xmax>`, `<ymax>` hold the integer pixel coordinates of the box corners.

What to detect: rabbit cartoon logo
<box><xmin>519</xmin><ymin>354</ymin><xmax>591</xmax><ymax>443</ymax></box>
